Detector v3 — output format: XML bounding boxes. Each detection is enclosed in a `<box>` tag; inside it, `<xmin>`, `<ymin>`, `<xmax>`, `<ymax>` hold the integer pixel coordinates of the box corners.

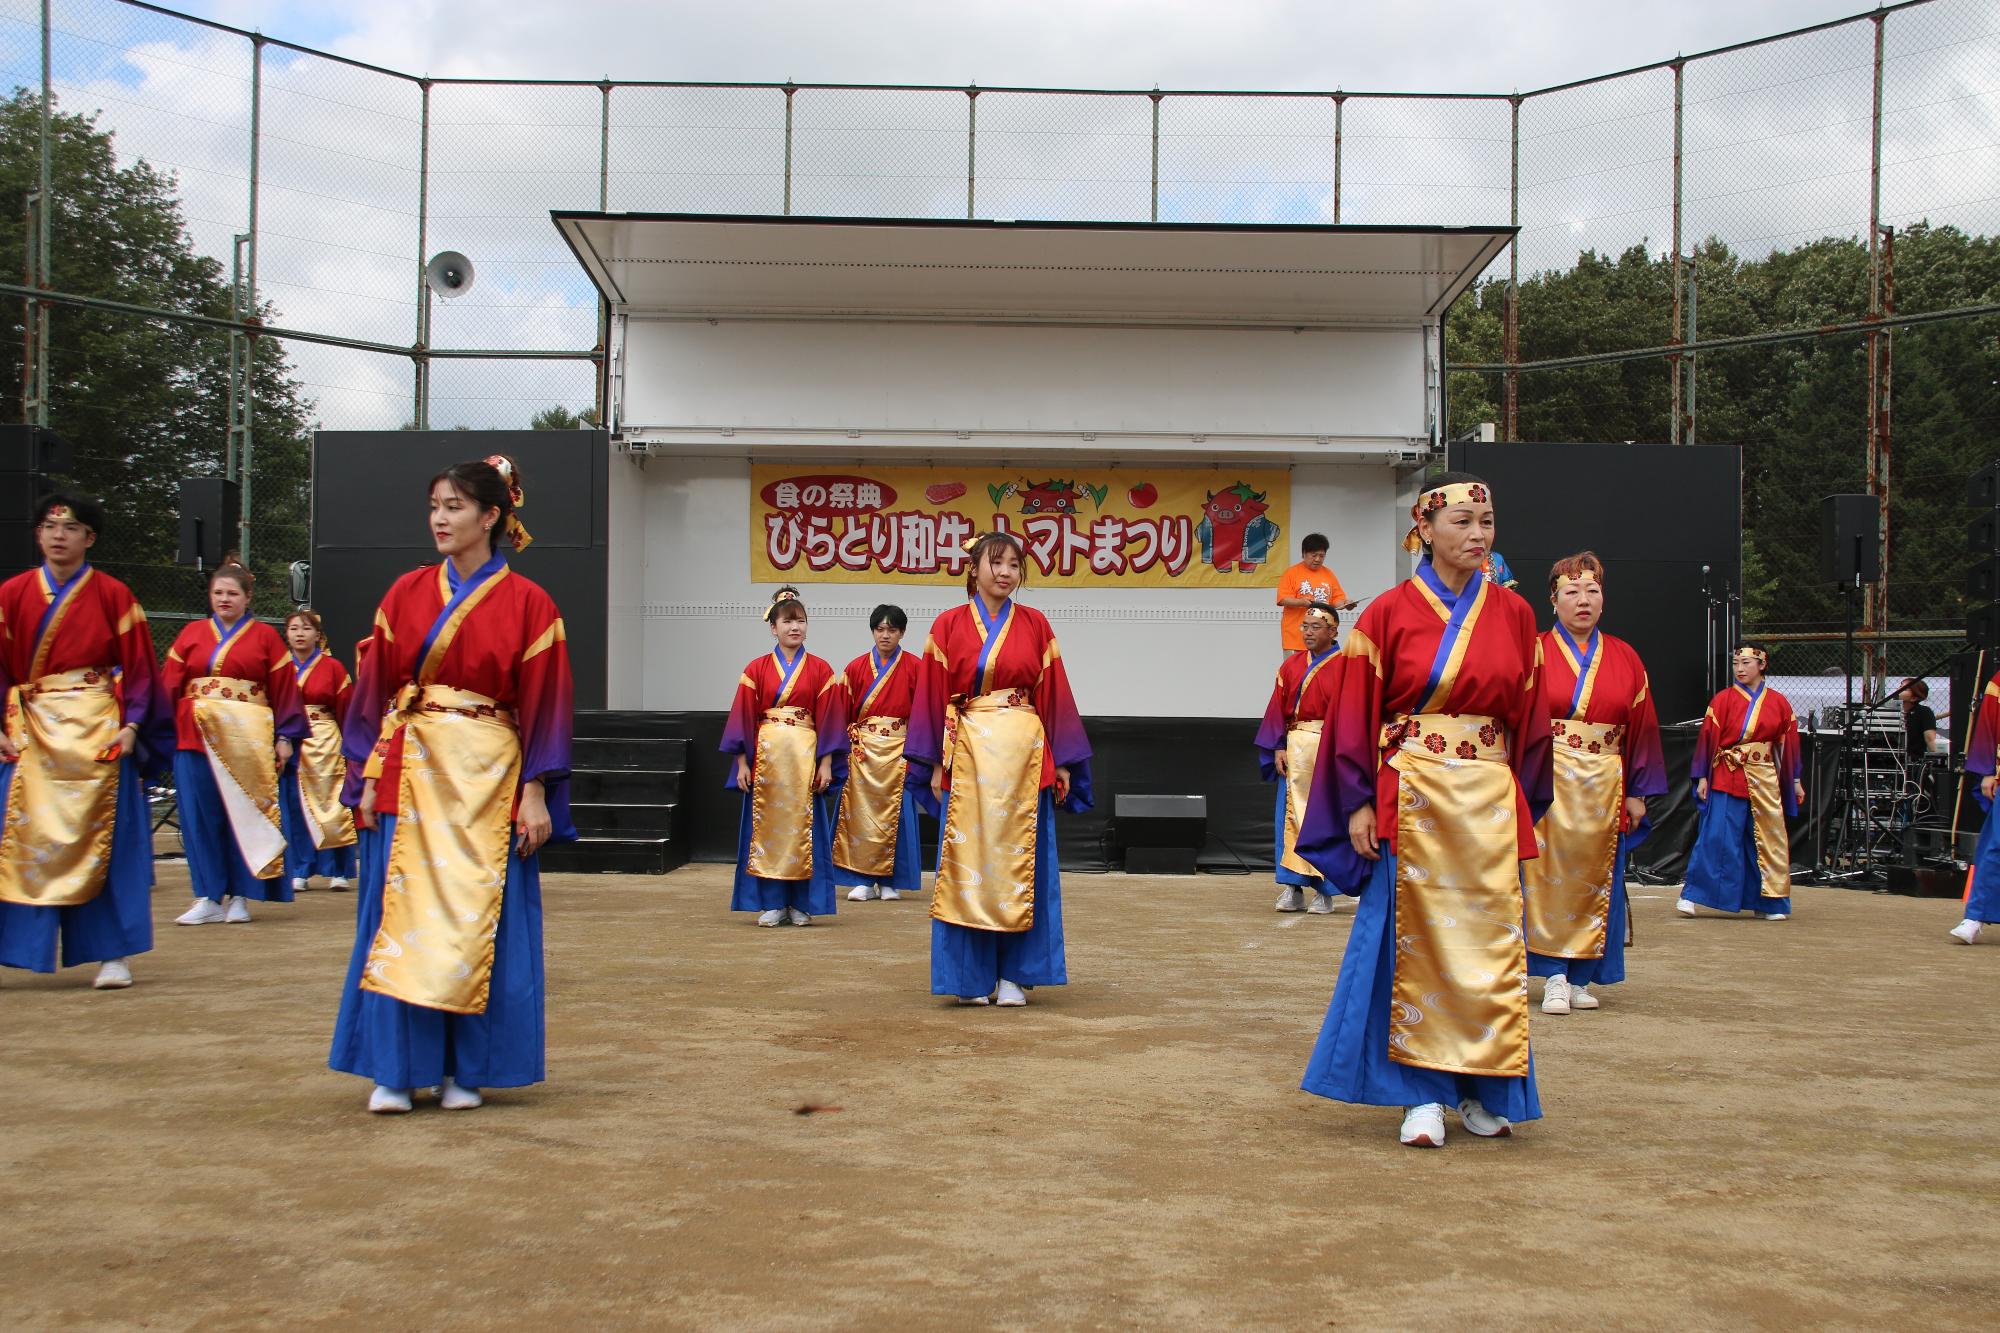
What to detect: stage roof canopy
<box><xmin>552</xmin><ymin>213</ymin><xmax>1513</xmax><ymax>327</ymax></box>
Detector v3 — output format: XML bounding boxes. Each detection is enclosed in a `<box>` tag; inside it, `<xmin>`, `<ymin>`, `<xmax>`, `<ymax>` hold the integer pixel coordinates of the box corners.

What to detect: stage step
<box><xmin>556</xmin><ymin>711</ymin><xmax>693</xmax><ymax>875</ymax></box>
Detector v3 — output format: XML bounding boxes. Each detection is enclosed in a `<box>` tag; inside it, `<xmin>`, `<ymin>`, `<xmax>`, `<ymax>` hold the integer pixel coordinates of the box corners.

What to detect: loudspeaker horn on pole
<box><xmin>424</xmin><ymin>251</ymin><xmax>475</xmax><ymax>299</ymax></box>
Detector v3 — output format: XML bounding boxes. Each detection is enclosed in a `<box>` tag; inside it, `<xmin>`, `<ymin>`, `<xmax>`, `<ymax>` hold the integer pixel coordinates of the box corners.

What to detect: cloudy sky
<box><xmin>7</xmin><ymin>0</ymin><xmax>1994</xmax><ymax>428</ymax></box>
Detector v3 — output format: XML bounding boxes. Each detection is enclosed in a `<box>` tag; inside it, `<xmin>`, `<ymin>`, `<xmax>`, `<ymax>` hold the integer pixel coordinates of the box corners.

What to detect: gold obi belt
<box><xmin>188</xmin><ymin>675</ymin><xmax>285</xmax><ymax>879</ymax></box>
<box><xmin>832</xmin><ymin>715</ymin><xmax>908</xmax><ymax>880</ymax></box>
<box><xmin>1716</xmin><ymin>740</ymin><xmax>1790</xmax><ymax>899</ymax></box>
<box><xmin>297</xmin><ymin>704</ymin><xmax>356</xmax><ymax>852</ymax></box>
<box><xmin>364</xmin><ymin>683</ymin><xmax>522</xmax><ymax>1014</ymax></box>
<box><xmin>933</xmin><ymin>689</ymin><xmax>1044</xmax><ymax>934</ymax></box>
<box><xmin>0</xmin><ymin>669</ymin><xmax>122</xmax><ymax>907</ymax></box>
<box><xmin>1279</xmin><ymin>718</ymin><xmax>1324</xmax><ymax>877</ymax></box>
<box><xmin>747</xmin><ymin>704</ymin><xmax>817</xmax><ymax>882</ymax></box>
<box><xmin>1525</xmin><ymin>718</ymin><xmax>1627</xmax><ymax>962</ymax></box>
<box><xmin>1381</xmin><ymin>712</ymin><xmax>1528</xmax><ymax>1079</ymax></box>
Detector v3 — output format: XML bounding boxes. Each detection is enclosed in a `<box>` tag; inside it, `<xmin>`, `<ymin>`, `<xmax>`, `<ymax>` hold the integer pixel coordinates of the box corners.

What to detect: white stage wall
<box><xmin>608</xmin><ymin>453</ymin><xmax>1411</xmax><ymax>718</ymax></box>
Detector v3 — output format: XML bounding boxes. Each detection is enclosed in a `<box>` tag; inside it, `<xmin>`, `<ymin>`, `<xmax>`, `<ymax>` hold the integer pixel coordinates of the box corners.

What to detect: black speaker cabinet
<box><xmin>1970</xmin><ymin>458</ymin><xmax>2000</xmax><ymax>510</ymax></box>
<box><xmin>1820</xmin><ymin>493</ymin><xmax>1880</xmax><ymax>584</ymax></box>
<box><xmin>177</xmin><ymin>477</ymin><xmax>240</xmax><ymax>567</ymax></box>
<box><xmin>0</xmin><ymin>424</ymin><xmax>72</xmax><ymax>476</ymax></box>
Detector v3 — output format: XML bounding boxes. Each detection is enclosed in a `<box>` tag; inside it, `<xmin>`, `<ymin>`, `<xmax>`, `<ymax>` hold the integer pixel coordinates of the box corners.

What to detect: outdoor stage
<box><xmin>4</xmin><ymin>865</ymin><xmax>1996</xmax><ymax>1328</ymax></box>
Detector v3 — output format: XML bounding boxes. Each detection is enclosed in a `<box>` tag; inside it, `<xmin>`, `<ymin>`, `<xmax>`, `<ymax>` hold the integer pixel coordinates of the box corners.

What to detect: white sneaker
<box><xmin>756</xmin><ymin>908</ymin><xmax>785</xmax><ymax>927</ymax></box>
<box><xmin>176</xmin><ymin>898</ymin><xmax>225</xmax><ymax>926</ymax></box>
<box><xmin>1306</xmin><ymin>891</ymin><xmax>1336</xmax><ymax>915</ymax></box>
<box><xmin>439</xmin><ymin>1077</ymin><xmax>483</xmax><ymax>1111</ymax></box>
<box><xmin>1400</xmin><ymin>1103</ymin><xmax>1447</xmax><ymax>1148</ymax></box>
<box><xmin>223</xmin><ymin>896</ymin><xmax>252</xmax><ymax>924</ymax></box>
<box><xmin>994</xmin><ymin>978</ymin><xmax>1028</xmax><ymax>1007</ymax></box>
<box><xmin>291</xmin><ymin>877</ymin><xmax>308</xmax><ymax>894</ymax></box>
<box><xmin>1541</xmin><ymin>974</ymin><xmax>1572</xmax><ymax>1015</ymax></box>
<box><xmin>955</xmin><ymin>994</ymin><xmax>990</xmax><ymax>1006</ymax></box>
<box><xmin>1457</xmin><ymin>1097</ymin><xmax>1512</xmax><ymax>1138</ymax></box>
<box><xmin>846</xmin><ymin>885</ymin><xmax>877</xmax><ymax>902</ymax></box>
<box><xmin>93</xmin><ymin>959</ymin><xmax>133</xmax><ymax>990</ymax></box>
<box><xmin>368</xmin><ymin>1085</ymin><xmax>413</xmax><ymax>1114</ymax></box>
<box><xmin>786</xmin><ymin>907</ymin><xmax>812</xmax><ymax>927</ymax></box>
<box><xmin>1275</xmin><ymin>887</ymin><xmax>1305</xmax><ymax>912</ymax></box>
<box><xmin>329</xmin><ymin>877</ymin><xmax>351</xmax><ymax>891</ymax></box>
<box><xmin>1949</xmin><ymin>919</ymin><xmax>1983</xmax><ymax>945</ymax></box>
<box><xmin>879</xmin><ymin>886</ymin><xmax>900</xmax><ymax>902</ymax></box>
<box><xmin>1758</xmin><ymin>911</ymin><xmax>1789</xmax><ymax>922</ymax></box>
<box><xmin>1570</xmin><ymin>985</ymin><xmax>1600</xmax><ymax>1011</ymax></box>
<box><xmin>1676</xmin><ymin>897</ymin><xmax>1698</xmax><ymax>918</ymax></box>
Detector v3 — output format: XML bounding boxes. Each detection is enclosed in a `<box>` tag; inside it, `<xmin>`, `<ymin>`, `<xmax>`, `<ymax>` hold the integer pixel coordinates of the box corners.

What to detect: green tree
<box><xmin>529</xmin><ymin>404</ymin><xmax>600</xmax><ymax>430</ymax></box>
<box><xmin>0</xmin><ymin>91</ymin><xmax>317</xmax><ymax>623</ymax></box>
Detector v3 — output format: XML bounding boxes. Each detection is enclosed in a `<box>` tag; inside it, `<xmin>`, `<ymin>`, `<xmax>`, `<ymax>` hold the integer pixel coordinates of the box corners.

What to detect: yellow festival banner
<box><xmin>749</xmin><ymin>464</ymin><xmax>1291</xmax><ymax>589</ymax></box>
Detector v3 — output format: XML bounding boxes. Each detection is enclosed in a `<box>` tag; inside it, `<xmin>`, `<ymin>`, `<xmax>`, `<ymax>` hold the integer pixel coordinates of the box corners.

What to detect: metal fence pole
<box><xmin>782</xmin><ymin>85</ymin><xmax>794</xmax><ymax>216</ymax></box>
<box><xmin>1864</xmin><ymin>11</ymin><xmax>1889</xmax><ymax>655</ymax></box>
<box><xmin>596</xmin><ymin>80</ymin><xmax>611</xmax><ymax>425</ymax></box>
<box><xmin>1670</xmin><ymin>60</ymin><xmax>1684</xmax><ymax>445</ymax></box>
<box><xmin>21</xmin><ymin>0</ymin><xmax>52</xmax><ymax>427</ymax></box>
<box><xmin>1149</xmin><ymin>91</ymin><xmax>1161</xmax><ymax>222</ymax></box>
<box><xmin>1502</xmin><ymin>95</ymin><xmax>1520</xmax><ymax>442</ymax></box>
<box><xmin>235</xmin><ymin>36</ymin><xmax>261</xmax><ymax>563</ymax></box>
<box><xmin>1684</xmin><ymin>252</ymin><xmax>1697</xmax><ymax>446</ymax></box>
<box><xmin>1331</xmin><ymin>93</ymin><xmax>1345</xmax><ymax>224</ymax></box>
<box><xmin>965</xmin><ymin>87</ymin><xmax>978</xmax><ymax>220</ymax></box>
<box><xmin>413</xmin><ymin>80</ymin><xmax>432</xmax><ymax>431</ymax></box>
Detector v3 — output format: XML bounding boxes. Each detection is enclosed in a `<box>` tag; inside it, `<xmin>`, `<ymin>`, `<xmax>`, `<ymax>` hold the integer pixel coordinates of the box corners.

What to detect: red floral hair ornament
<box><xmin>484</xmin><ymin>454</ymin><xmax>534</xmax><ymax>551</ymax></box>
<box><xmin>1403</xmin><ymin>481</ymin><xmax>1493</xmax><ymax>554</ymax></box>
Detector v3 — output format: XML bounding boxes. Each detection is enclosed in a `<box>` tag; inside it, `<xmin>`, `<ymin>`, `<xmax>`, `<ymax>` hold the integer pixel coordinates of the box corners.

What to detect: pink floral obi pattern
<box><xmin>1551</xmin><ymin>718</ymin><xmax>1625</xmax><ymax>756</ymax></box>
<box><xmin>188</xmin><ymin>675</ymin><xmax>267</xmax><ymax>705</ymax></box>
<box><xmin>1381</xmin><ymin>712</ymin><xmax>1508</xmax><ymax>763</ymax></box>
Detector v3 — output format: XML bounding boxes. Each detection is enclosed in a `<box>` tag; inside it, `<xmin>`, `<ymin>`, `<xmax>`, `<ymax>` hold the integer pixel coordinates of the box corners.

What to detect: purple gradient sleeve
<box><xmin>1035</xmin><ymin>649</ymin><xmax>1093</xmax><ymax>814</ymax></box>
<box><xmin>266</xmin><ymin>646</ymin><xmax>309</xmax><ymax>743</ymax></box>
<box><xmin>516</xmin><ymin>624</ymin><xmax>576</xmax><ymax>842</ymax></box>
<box><xmin>814</xmin><ymin>670</ymin><xmax>850</xmax><ymax>784</ymax></box>
<box><xmin>1971</xmin><ymin>676</ymin><xmax>2000</xmax><ymax>780</ymax></box>
<box><xmin>904</xmin><ymin>644</ymin><xmax>947</xmax><ymax>816</ymax></box>
<box><xmin>1294</xmin><ymin>654</ymin><xmax>1371</xmax><ymax>893</ymax></box>
<box><xmin>1252</xmin><ymin>669</ymin><xmax>1288</xmax><ymax>783</ymax></box>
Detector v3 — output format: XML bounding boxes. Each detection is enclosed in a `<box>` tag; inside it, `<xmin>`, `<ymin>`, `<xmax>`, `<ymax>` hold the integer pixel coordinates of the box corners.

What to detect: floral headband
<box><xmin>1301</xmin><ymin>604</ymin><xmax>1338</xmax><ymax>625</ymax></box>
<box><xmin>43</xmin><ymin>503</ymin><xmax>89</xmax><ymax>531</ymax></box>
<box><xmin>485</xmin><ymin>455</ymin><xmax>534</xmax><ymax>552</ymax></box>
<box><xmin>1402</xmin><ymin>481</ymin><xmax>1492</xmax><ymax>554</ymax></box>
<box><xmin>1554</xmin><ymin>570</ymin><xmax>1603</xmax><ymax>591</ymax></box>
<box><xmin>961</xmin><ymin>531</ymin><xmax>1023</xmax><ymax>556</ymax></box>
<box><xmin>763</xmin><ymin>588</ymin><xmax>802</xmax><ymax>623</ymax></box>
<box><xmin>1734</xmin><ymin>645</ymin><xmax>1768</xmax><ymax>669</ymax></box>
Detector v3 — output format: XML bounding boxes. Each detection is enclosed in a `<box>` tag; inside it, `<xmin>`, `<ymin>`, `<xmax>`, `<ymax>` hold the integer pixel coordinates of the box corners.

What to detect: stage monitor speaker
<box><xmin>1820</xmin><ymin>493</ymin><xmax>1880</xmax><ymax>583</ymax></box>
<box><xmin>1113</xmin><ymin>793</ymin><xmax>1206</xmax><ymax>875</ymax></box>
<box><xmin>1971</xmin><ymin>555</ymin><xmax>2000</xmax><ymax>605</ymax></box>
<box><xmin>1971</xmin><ymin>603</ymin><xmax>2000</xmax><ymax>652</ymax></box>
<box><xmin>177</xmin><ymin>477</ymin><xmax>239</xmax><ymax>568</ymax></box>
<box><xmin>1971</xmin><ymin>508</ymin><xmax>2000</xmax><ymax>559</ymax></box>
<box><xmin>0</xmin><ymin>424</ymin><xmax>72</xmax><ymax>476</ymax></box>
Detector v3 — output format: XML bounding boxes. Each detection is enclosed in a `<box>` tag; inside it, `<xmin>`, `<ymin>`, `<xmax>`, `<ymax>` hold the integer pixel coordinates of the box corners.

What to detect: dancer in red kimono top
<box><xmin>161</xmin><ymin>560</ymin><xmax>308</xmax><ymax>926</ymax></box>
<box><xmin>0</xmin><ymin>493</ymin><xmax>170</xmax><ymax>989</ymax></box>
<box><xmin>278</xmin><ymin>609</ymin><xmax>357</xmax><ymax>893</ymax></box>
<box><xmin>906</xmin><ymin>532</ymin><xmax>1093</xmax><ymax>1007</ymax></box>
<box><xmin>1254</xmin><ymin>601</ymin><xmax>1345</xmax><ymax>914</ymax></box>
<box><xmin>1523</xmin><ymin>552</ymin><xmax>1667</xmax><ymax>1015</ymax></box>
<box><xmin>833</xmin><ymin>603</ymin><xmax>922</xmax><ymax>903</ymax></box>
<box><xmin>1678</xmin><ymin>644</ymin><xmax>1804</xmax><ymax>921</ymax></box>
<box><xmin>330</xmin><ymin>455</ymin><xmax>574</xmax><ymax>1115</ymax></box>
<box><xmin>1294</xmin><ymin>474</ymin><xmax>1552</xmax><ymax>1148</ymax></box>
<box><xmin>1952</xmin><ymin>667</ymin><xmax>2000</xmax><ymax>943</ymax></box>
<box><xmin>722</xmin><ymin>587</ymin><xmax>849</xmax><ymax>927</ymax></box>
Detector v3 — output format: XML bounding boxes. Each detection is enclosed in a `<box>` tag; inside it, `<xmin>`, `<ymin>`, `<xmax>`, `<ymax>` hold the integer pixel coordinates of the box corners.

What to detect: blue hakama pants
<box><xmin>173</xmin><ymin>749</ymin><xmax>293</xmax><ymax>903</ymax></box>
<box><xmin>1682</xmin><ymin>790</ymin><xmax>1791</xmax><ymax>915</ymax></box>
<box><xmin>1301</xmin><ymin>844</ymin><xmax>1542</xmax><ymax>1122</ymax></box>
<box><xmin>328</xmin><ymin>813</ymin><xmax>545</xmax><ymax>1090</ymax></box>
<box><xmin>830</xmin><ymin>783</ymin><xmax>924</xmax><ymax>894</ymax></box>
<box><xmin>0</xmin><ymin>757</ymin><xmax>154</xmax><ymax>972</ymax></box>
<box><xmin>1528</xmin><ymin>831</ymin><xmax>1630</xmax><ymax>988</ymax></box>
<box><xmin>1272</xmin><ymin>781</ymin><xmax>1325</xmax><ymax>891</ymax></box>
<box><xmin>931</xmin><ymin>790</ymin><xmax>1068</xmax><ymax>997</ymax></box>
<box><xmin>1966</xmin><ymin>804</ymin><xmax>2000</xmax><ymax>924</ymax></box>
<box><xmin>730</xmin><ymin>791</ymin><xmax>838</xmax><ymax>917</ymax></box>
<box><xmin>278</xmin><ymin>765</ymin><xmax>357</xmax><ymax>883</ymax></box>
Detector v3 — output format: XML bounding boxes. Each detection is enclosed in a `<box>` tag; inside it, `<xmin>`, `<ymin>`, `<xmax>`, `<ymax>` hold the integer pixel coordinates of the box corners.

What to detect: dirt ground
<box><xmin>3</xmin><ymin>862</ymin><xmax>1997</xmax><ymax>1331</ymax></box>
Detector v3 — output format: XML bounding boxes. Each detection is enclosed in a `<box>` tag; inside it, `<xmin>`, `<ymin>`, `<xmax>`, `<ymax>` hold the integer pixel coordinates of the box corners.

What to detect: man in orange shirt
<box><xmin>1276</xmin><ymin>534</ymin><xmax>1347</xmax><ymax>655</ymax></box>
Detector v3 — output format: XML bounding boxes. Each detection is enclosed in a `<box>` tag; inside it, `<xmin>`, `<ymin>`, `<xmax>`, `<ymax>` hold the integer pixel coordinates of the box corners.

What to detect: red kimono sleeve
<box><xmin>813</xmin><ymin>665</ymin><xmax>851</xmax><ymax>783</ymax></box>
<box><xmin>1031</xmin><ymin>636</ymin><xmax>1093</xmax><ymax>812</ymax></box>
<box><xmin>263</xmin><ymin>632</ymin><xmax>309</xmax><ymax>742</ymax></box>
<box><xmin>1252</xmin><ymin>663</ymin><xmax>1290</xmax><ymax>782</ymax></box>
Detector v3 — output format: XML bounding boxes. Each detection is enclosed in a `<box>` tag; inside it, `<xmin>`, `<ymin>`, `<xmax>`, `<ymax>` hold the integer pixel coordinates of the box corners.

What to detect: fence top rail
<box><xmin>103</xmin><ymin>0</ymin><xmax>1935</xmax><ymax>103</ymax></box>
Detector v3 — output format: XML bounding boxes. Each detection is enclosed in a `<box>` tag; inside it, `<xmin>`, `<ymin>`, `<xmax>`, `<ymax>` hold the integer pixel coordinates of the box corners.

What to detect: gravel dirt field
<box><xmin>4</xmin><ymin>862</ymin><xmax>1997</xmax><ymax>1331</ymax></box>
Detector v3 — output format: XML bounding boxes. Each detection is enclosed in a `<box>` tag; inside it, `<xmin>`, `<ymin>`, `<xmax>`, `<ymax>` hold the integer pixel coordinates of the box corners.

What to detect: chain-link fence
<box><xmin>0</xmin><ymin>0</ymin><xmax>1994</xmax><ymax>637</ymax></box>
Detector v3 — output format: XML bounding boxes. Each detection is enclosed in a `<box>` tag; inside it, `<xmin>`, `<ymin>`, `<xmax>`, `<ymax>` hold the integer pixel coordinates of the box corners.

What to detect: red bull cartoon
<box><xmin>1196</xmin><ymin>482</ymin><xmax>1280</xmax><ymax>572</ymax></box>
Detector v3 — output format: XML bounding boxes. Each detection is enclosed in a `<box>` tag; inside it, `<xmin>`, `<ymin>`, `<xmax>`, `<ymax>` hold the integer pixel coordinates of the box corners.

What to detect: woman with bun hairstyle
<box><xmin>330</xmin><ymin>455</ymin><xmax>575</xmax><ymax>1115</ymax></box>
<box><xmin>160</xmin><ymin>556</ymin><xmax>308</xmax><ymax>926</ymax></box>
<box><xmin>905</xmin><ymin>532</ymin><xmax>1092</xmax><ymax>1007</ymax></box>
<box><xmin>1677</xmin><ymin>642</ymin><xmax>1804</xmax><ymax>922</ymax></box>
<box><xmin>278</xmin><ymin>609</ymin><xmax>356</xmax><ymax>893</ymax></box>
<box><xmin>721</xmin><ymin>587</ymin><xmax>848</xmax><ymax>927</ymax></box>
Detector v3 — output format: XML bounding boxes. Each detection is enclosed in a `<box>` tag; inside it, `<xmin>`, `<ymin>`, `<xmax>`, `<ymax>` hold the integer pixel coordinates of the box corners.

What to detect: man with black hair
<box><xmin>0</xmin><ymin>493</ymin><xmax>168</xmax><ymax>989</ymax></box>
<box><xmin>1276</xmin><ymin>533</ymin><xmax>1347</xmax><ymax>656</ymax></box>
<box><xmin>832</xmin><ymin>604</ymin><xmax>923</xmax><ymax>902</ymax></box>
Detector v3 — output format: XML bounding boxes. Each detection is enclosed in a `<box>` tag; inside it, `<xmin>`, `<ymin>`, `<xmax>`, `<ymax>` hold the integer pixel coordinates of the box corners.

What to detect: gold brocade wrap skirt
<box><xmin>300</xmin><ymin>705</ymin><xmax>357</xmax><ymax>851</ymax></box>
<box><xmin>747</xmin><ymin>705</ymin><xmax>816</xmax><ymax>881</ymax></box>
<box><xmin>831</xmin><ymin>716</ymin><xmax>906</xmax><ymax>879</ymax></box>
<box><xmin>1522</xmin><ymin>719</ymin><xmax>1626</xmax><ymax>960</ymax></box>
<box><xmin>1279</xmin><ymin>719</ymin><xmax>1324</xmax><ymax>878</ymax></box>
<box><xmin>933</xmin><ymin>689</ymin><xmax>1043</xmax><ymax>933</ymax></box>
<box><xmin>1719</xmin><ymin>740</ymin><xmax>1791</xmax><ymax>899</ymax></box>
<box><xmin>1384</xmin><ymin>712</ymin><xmax>1529</xmax><ymax>1078</ymax></box>
<box><xmin>0</xmin><ymin>670</ymin><xmax>121</xmax><ymax>906</ymax></box>
<box><xmin>189</xmin><ymin>676</ymin><xmax>286</xmax><ymax>879</ymax></box>
<box><xmin>365</xmin><ymin>683</ymin><xmax>523</xmax><ymax>1015</ymax></box>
